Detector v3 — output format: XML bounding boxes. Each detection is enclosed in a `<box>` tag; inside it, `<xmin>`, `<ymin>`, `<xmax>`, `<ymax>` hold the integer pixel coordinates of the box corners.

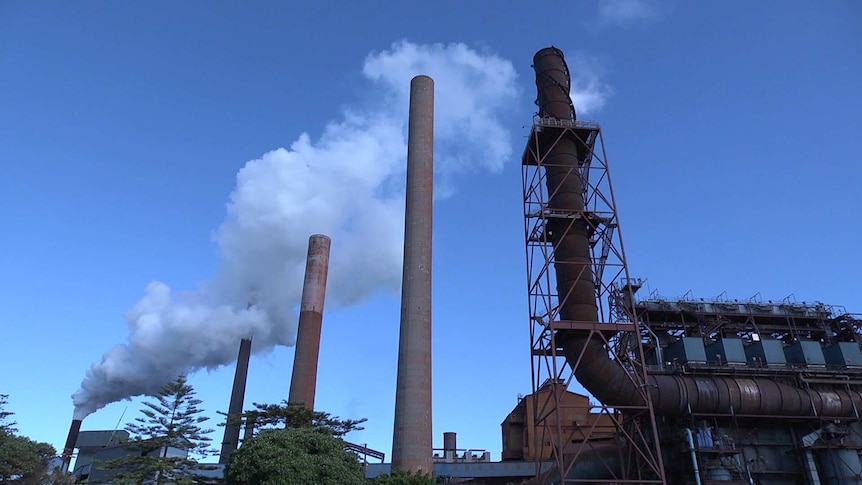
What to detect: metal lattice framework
<box><xmin>521</xmin><ymin>117</ymin><xmax>666</xmax><ymax>484</ymax></box>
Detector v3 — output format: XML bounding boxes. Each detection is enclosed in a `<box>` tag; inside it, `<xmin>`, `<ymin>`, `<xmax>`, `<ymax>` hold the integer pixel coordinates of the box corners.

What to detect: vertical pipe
<box><xmin>219</xmin><ymin>338</ymin><xmax>252</xmax><ymax>464</ymax></box>
<box><xmin>288</xmin><ymin>234</ymin><xmax>332</xmax><ymax>409</ymax></box>
<box><xmin>532</xmin><ymin>47</ymin><xmax>598</xmax><ymax>326</ymax></box>
<box><xmin>804</xmin><ymin>450</ymin><xmax>823</xmax><ymax>485</ymax></box>
<box><xmin>684</xmin><ymin>429</ymin><xmax>703</xmax><ymax>485</ymax></box>
<box><xmin>392</xmin><ymin>75</ymin><xmax>434</xmax><ymax>475</ymax></box>
<box><xmin>61</xmin><ymin>419</ymin><xmax>82</xmax><ymax>473</ymax></box>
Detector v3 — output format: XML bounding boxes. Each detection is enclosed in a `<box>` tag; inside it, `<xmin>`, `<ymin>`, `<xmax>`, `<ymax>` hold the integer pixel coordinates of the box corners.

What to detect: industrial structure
<box><xmin>288</xmin><ymin>234</ymin><xmax>332</xmax><ymax>410</ymax></box>
<box><xmin>219</xmin><ymin>336</ymin><xmax>252</xmax><ymax>464</ymax></box>
<box><xmin>63</xmin><ymin>429</ymin><xmax>129</xmax><ymax>480</ymax></box>
<box><xmin>392</xmin><ymin>74</ymin><xmax>435</xmax><ymax>475</ymax></box>
<box><xmin>518</xmin><ymin>45</ymin><xmax>862</xmax><ymax>485</ymax></box>
<box><xmin>61</xmin><ymin>419</ymin><xmax>83</xmax><ymax>472</ymax></box>
<box><xmin>60</xmin><ymin>48</ymin><xmax>862</xmax><ymax>485</ymax></box>
<box><xmin>63</xmin><ymin>429</ymin><xmax>222</xmax><ymax>484</ymax></box>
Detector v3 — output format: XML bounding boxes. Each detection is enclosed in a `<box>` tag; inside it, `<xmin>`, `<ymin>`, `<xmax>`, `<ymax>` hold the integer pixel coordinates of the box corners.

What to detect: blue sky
<box><xmin>1</xmin><ymin>0</ymin><xmax>860</xmax><ymax>463</ymax></box>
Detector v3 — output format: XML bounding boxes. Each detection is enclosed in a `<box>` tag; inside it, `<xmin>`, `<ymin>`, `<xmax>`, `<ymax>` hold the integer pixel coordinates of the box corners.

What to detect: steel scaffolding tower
<box><xmin>521</xmin><ymin>116</ymin><xmax>666</xmax><ymax>484</ymax></box>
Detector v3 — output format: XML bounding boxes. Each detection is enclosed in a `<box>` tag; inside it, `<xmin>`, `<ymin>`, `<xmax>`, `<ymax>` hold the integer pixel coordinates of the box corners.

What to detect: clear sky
<box><xmin>1</xmin><ymin>0</ymin><xmax>860</xmax><ymax>464</ymax></box>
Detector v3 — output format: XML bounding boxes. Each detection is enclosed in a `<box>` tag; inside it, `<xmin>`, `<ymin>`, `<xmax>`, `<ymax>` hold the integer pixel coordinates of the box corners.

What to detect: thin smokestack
<box><xmin>392</xmin><ymin>75</ymin><xmax>434</xmax><ymax>474</ymax></box>
<box><xmin>219</xmin><ymin>337</ymin><xmax>252</xmax><ymax>464</ymax></box>
<box><xmin>61</xmin><ymin>419</ymin><xmax>82</xmax><ymax>472</ymax></box>
<box><xmin>288</xmin><ymin>234</ymin><xmax>331</xmax><ymax>409</ymax></box>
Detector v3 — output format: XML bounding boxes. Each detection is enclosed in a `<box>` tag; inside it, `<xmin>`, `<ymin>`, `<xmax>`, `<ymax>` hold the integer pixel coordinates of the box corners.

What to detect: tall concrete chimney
<box><xmin>61</xmin><ymin>418</ymin><xmax>82</xmax><ymax>472</ymax></box>
<box><xmin>219</xmin><ymin>337</ymin><xmax>252</xmax><ymax>464</ymax></box>
<box><xmin>391</xmin><ymin>75</ymin><xmax>434</xmax><ymax>474</ymax></box>
<box><xmin>288</xmin><ymin>234</ymin><xmax>331</xmax><ymax>409</ymax></box>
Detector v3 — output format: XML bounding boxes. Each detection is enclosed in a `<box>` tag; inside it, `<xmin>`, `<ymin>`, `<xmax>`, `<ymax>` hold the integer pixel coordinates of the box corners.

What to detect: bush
<box><xmin>370</xmin><ymin>470</ymin><xmax>438</xmax><ymax>485</ymax></box>
<box><xmin>225</xmin><ymin>427</ymin><xmax>364</xmax><ymax>485</ymax></box>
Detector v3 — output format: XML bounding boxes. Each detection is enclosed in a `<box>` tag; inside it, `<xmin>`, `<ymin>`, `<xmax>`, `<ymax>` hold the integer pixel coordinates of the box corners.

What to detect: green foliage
<box><xmin>369</xmin><ymin>470</ymin><xmax>439</xmax><ymax>485</ymax></box>
<box><xmin>0</xmin><ymin>395</ymin><xmax>17</xmax><ymax>434</ymax></box>
<box><xmin>224</xmin><ymin>427</ymin><xmax>364</xmax><ymax>485</ymax></box>
<box><xmin>0</xmin><ymin>429</ymin><xmax>56</xmax><ymax>483</ymax></box>
<box><xmin>0</xmin><ymin>394</ymin><xmax>61</xmax><ymax>483</ymax></box>
<box><xmin>249</xmin><ymin>401</ymin><xmax>366</xmax><ymax>437</ymax></box>
<box><xmin>100</xmin><ymin>375</ymin><xmax>214</xmax><ymax>485</ymax></box>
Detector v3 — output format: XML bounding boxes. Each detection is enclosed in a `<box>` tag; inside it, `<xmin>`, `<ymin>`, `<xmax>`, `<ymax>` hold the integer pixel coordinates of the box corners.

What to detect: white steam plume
<box><xmin>72</xmin><ymin>40</ymin><xmax>518</xmax><ymax>420</ymax></box>
<box><xmin>566</xmin><ymin>51</ymin><xmax>613</xmax><ymax>116</ymax></box>
<box><xmin>597</xmin><ymin>0</ymin><xmax>661</xmax><ymax>25</ymax></box>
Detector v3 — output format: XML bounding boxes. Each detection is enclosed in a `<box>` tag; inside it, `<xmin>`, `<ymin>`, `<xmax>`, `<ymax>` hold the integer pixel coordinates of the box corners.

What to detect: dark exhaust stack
<box><xmin>219</xmin><ymin>337</ymin><xmax>252</xmax><ymax>464</ymax></box>
<box><xmin>532</xmin><ymin>47</ymin><xmax>598</xmax><ymax>328</ymax></box>
<box><xmin>533</xmin><ymin>46</ymin><xmax>576</xmax><ymax>120</ymax></box>
<box><xmin>61</xmin><ymin>419</ymin><xmax>82</xmax><ymax>472</ymax></box>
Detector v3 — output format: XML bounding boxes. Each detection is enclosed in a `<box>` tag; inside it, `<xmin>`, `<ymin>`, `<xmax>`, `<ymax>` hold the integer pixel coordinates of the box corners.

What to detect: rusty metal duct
<box><xmin>219</xmin><ymin>337</ymin><xmax>252</xmax><ymax>464</ymax></box>
<box><xmin>533</xmin><ymin>47</ymin><xmax>576</xmax><ymax>121</ymax></box>
<box><xmin>534</xmin><ymin>46</ymin><xmax>862</xmax><ymax>418</ymax></box>
<box><xmin>392</xmin><ymin>75</ymin><xmax>434</xmax><ymax>474</ymax></box>
<box><xmin>533</xmin><ymin>47</ymin><xmax>598</xmax><ymax>329</ymax></box>
<box><xmin>61</xmin><ymin>418</ymin><xmax>82</xmax><ymax>472</ymax></box>
<box><xmin>288</xmin><ymin>234</ymin><xmax>331</xmax><ymax>410</ymax></box>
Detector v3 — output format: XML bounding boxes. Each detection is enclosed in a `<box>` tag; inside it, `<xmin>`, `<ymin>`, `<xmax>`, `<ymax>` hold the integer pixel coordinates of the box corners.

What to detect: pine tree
<box><xmin>0</xmin><ymin>394</ymin><xmax>69</xmax><ymax>483</ymax></box>
<box><xmin>101</xmin><ymin>375</ymin><xmax>214</xmax><ymax>485</ymax></box>
<box><xmin>0</xmin><ymin>394</ymin><xmax>17</xmax><ymax>434</ymax></box>
<box><xmin>248</xmin><ymin>400</ymin><xmax>366</xmax><ymax>437</ymax></box>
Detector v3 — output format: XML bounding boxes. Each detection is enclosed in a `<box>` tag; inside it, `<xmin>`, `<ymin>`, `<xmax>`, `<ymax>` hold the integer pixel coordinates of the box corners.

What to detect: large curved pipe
<box><xmin>534</xmin><ymin>46</ymin><xmax>861</xmax><ymax>419</ymax></box>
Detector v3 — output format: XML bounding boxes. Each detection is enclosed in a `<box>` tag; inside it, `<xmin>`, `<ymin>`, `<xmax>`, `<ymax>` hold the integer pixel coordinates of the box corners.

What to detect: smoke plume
<box><xmin>72</xmin><ymin>41</ymin><xmax>518</xmax><ymax>420</ymax></box>
<box><xmin>597</xmin><ymin>0</ymin><xmax>662</xmax><ymax>25</ymax></box>
<box><xmin>566</xmin><ymin>51</ymin><xmax>613</xmax><ymax>116</ymax></box>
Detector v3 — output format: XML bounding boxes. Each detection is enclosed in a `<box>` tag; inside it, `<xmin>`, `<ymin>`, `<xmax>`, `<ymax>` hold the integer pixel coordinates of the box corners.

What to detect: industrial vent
<box><xmin>824</xmin><ymin>342</ymin><xmax>862</xmax><ymax>368</ymax></box>
<box><xmin>705</xmin><ymin>338</ymin><xmax>746</xmax><ymax>365</ymax></box>
<box><xmin>744</xmin><ymin>339</ymin><xmax>786</xmax><ymax>367</ymax></box>
<box><xmin>785</xmin><ymin>341</ymin><xmax>826</xmax><ymax>366</ymax></box>
<box><xmin>665</xmin><ymin>338</ymin><xmax>707</xmax><ymax>365</ymax></box>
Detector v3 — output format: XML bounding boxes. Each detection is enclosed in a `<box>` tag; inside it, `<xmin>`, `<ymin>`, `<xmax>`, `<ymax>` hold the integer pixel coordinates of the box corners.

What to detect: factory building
<box><xmin>637</xmin><ymin>295</ymin><xmax>862</xmax><ymax>484</ymax></box>
<box><xmin>501</xmin><ymin>383</ymin><xmax>617</xmax><ymax>462</ymax></box>
<box><xmin>65</xmin><ymin>429</ymin><xmax>129</xmax><ymax>479</ymax></box>
<box><xmin>65</xmin><ymin>429</ymin><xmax>223</xmax><ymax>484</ymax></box>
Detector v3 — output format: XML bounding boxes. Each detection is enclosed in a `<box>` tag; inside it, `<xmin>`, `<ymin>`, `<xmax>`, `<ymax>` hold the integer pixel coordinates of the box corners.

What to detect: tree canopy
<box><xmin>224</xmin><ymin>402</ymin><xmax>369</xmax><ymax>485</ymax></box>
<box><xmin>225</xmin><ymin>427</ymin><xmax>364</xmax><ymax>485</ymax></box>
<box><xmin>0</xmin><ymin>394</ymin><xmax>67</xmax><ymax>484</ymax></box>
<box><xmin>100</xmin><ymin>375</ymin><xmax>214</xmax><ymax>485</ymax></box>
<box><xmin>248</xmin><ymin>401</ymin><xmax>366</xmax><ymax>437</ymax></box>
<box><xmin>0</xmin><ymin>433</ymin><xmax>56</xmax><ymax>483</ymax></box>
